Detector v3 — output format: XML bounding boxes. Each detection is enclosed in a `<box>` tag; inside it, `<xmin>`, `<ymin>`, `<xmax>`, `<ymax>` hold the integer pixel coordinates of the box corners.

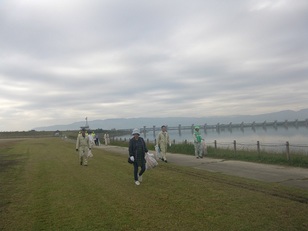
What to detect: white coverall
<box><xmin>157</xmin><ymin>131</ymin><xmax>170</xmax><ymax>161</ymax></box>
<box><xmin>88</xmin><ymin>134</ymin><xmax>94</xmax><ymax>147</ymax></box>
<box><xmin>104</xmin><ymin>133</ymin><xmax>108</xmax><ymax>145</ymax></box>
<box><xmin>76</xmin><ymin>134</ymin><xmax>91</xmax><ymax>166</ymax></box>
<box><xmin>193</xmin><ymin>130</ymin><xmax>203</xmax><ymax>158</ymax></box>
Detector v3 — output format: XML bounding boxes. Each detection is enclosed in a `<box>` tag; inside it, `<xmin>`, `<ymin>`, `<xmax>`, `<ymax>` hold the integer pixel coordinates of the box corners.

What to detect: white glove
<box><xmin>130</xmin><ymin>156</ymin><xmax>135</xmax><ymax>162</ymax></box>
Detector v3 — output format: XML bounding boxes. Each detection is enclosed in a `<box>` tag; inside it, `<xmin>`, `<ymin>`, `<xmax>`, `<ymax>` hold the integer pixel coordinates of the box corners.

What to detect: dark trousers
<box><xmin>133</xmin><ymin>162</ymin><xmax>146</xmax><ymax>181</ymax></box>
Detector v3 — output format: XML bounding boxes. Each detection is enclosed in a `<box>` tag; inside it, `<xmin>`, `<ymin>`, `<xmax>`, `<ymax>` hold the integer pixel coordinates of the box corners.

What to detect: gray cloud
<box><xmin>0</xmin><ymin>0</ymin><xmax>308</xmax><ymax>131</ymax></box>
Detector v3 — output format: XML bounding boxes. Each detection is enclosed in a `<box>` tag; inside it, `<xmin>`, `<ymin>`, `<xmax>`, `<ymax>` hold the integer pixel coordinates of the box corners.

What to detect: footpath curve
<box><xmin>95</xmin><ymin>145</ymin><xmax>308</xmax><ymax>190</ymax></box>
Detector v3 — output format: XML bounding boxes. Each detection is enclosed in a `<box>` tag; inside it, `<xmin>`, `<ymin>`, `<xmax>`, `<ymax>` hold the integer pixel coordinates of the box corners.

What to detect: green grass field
<box><xmin>1</xmin><ymin>138</ymin><xmax>308</xmax><ymax>231</ymax></box>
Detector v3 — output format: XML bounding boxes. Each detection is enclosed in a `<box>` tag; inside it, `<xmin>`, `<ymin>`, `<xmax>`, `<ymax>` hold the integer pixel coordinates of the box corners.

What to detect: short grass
<box><xmin>1</xmin><ymin>138</ymin><xmax>308</xmax><ymax>231</ymax></box>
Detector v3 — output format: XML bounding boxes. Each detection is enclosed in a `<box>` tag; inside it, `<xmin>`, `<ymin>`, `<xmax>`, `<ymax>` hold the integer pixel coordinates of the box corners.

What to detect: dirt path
<box><xmin>94</xmin><ymin>144</ymin><xmax>308</xmax><ymax>190</ymax></box>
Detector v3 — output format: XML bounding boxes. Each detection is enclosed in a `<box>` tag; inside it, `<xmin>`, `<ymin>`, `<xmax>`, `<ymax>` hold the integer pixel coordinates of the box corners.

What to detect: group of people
<box><xmin>155</xmin><ymin>125</ymin><xmax>205</xmax><ymax>161</ymax></box>
<box><xmin>128</xmin><ymin>125</ymin><xmax>205</xmax><ymax>185</ymax></box>
<box><xmin>76</xmin><ymin>125</ymin><xmax>206</xmax><ymax>185</ymax></box>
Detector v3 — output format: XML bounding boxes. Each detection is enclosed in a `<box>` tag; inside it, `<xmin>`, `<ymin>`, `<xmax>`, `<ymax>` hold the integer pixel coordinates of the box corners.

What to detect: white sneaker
<box><xmin>138</xmin><ymin>175</ymin><xmax>142</xmax><ymax>182</ymax></box>
<box><xmin>135</xmin><ymin>181</ymin><xmax>140</xmax><ymax>186</ymax></box>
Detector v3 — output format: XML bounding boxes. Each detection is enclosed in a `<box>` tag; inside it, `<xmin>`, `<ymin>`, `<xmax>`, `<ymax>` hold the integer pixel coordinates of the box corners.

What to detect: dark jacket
<box><xmin>129</xmin><ymin>137</ymin><xmax>148</xmax><ymax>166</ymax></box>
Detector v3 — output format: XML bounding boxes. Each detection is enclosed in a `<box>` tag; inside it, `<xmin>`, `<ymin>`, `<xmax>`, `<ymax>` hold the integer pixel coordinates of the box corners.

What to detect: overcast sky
<box><xmin>1</xmin><ymin>0</ymin><xmax>308</xmax><ymax>131</ymax></box>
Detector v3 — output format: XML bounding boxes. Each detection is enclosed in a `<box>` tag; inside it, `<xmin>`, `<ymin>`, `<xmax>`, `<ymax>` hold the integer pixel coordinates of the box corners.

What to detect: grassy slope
<box><xmin>0</xmin><ymin>138</ymin><xmax>308</xmax><ymax>231</ymax></box>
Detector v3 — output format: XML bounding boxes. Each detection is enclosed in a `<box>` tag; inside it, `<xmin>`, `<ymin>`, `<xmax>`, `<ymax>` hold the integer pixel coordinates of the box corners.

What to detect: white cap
<box><xmin>132</xmin><ymin>128</ymin><xmax>140</xmax><ymax>135</ymax></box>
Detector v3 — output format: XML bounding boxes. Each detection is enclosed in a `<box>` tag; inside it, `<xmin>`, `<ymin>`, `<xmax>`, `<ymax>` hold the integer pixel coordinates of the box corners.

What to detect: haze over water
<box><xmin>117</xmin><ymin>125</ymin><xmax>308</xmax><ymax>153</ymax></box>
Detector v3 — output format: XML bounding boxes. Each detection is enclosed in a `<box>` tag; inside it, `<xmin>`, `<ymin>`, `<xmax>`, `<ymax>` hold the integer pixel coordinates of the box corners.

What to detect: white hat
<box><xmin>132</xmin><ymin>128</ymin><xmax>140</xmax><ymax>135</ymax></box>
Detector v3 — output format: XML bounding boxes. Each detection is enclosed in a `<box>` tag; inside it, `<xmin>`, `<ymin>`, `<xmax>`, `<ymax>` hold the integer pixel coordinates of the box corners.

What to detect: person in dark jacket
<box><xmin>129</xmin><ymin>128</ymin><xmax>148</xmax><ymax>185</ymax></box>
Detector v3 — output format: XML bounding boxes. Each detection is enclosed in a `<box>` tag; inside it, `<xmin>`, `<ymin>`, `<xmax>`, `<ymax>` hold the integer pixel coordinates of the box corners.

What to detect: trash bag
<box><xmin>88</xmin><ymin>150</ymin><xmax>93</xmax><ymax>158</ymax></box>
<box><xmin>155</xmin><ymin>145</ymin><xmax>161</xmax><ymax>160</ymax></box>
<box><xmin>145</xmin><ymin>153</ymin><xmax>158</xmax><ymax>170</ymax></box>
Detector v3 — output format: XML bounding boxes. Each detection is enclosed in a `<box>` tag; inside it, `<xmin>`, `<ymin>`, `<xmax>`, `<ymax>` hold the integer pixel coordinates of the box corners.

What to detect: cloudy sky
<box><xmin>1</xmin><ymin>0</ymin><xmax>307</xmax><ymax>131</ymax></box>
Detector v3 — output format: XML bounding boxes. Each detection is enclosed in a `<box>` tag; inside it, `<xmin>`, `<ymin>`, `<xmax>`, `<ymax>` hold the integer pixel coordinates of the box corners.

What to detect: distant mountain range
<box><xmin>33</xmin><ymin>109</ymin><xmax>308</xmax><ymax>131</ymax></box>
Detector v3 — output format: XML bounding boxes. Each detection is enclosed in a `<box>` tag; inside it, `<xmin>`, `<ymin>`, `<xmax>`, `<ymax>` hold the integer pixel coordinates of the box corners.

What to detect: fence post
<box><xmin>257</xmin><ymin>141</ymin><xmax>260</xmax><ymax>155</ymax></box>
<box><xmin>233</xmin><ymin>140</ymin><xmax>236</xmax><ymax>154</ymax></box>
<box><xmin>214</xmin><ymin>140</ymin><xmax>217</xmax><ymax>149</ymax></box>
<box><xmin>286</xmin><ymin>141</ymin><xmax>290</xmax><ymax>161</ymax></box>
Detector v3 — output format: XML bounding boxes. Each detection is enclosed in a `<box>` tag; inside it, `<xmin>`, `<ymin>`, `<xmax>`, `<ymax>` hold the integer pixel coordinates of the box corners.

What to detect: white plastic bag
<box><xmin>145</xmin><ymin>153</ymin><xmax>158</xmax><ymax>170</ymax></box>
<box><xmin>88</xmin><ymin>149</ymin><xmax>93</xmax><ymax>158</ymax></box>
<box><xmin>155</xmin><ymin>145</ymin><xmax>161</xmax><ymax>160</ymax></box>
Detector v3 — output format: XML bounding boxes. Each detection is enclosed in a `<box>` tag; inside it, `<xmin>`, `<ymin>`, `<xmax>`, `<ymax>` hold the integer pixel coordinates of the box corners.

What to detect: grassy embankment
<box><xmin>0</xmin><ymin>138</ymin><xmax>308</xmax><ymax>231</ymax></box>
<box><xmin>2</xmin><ymin>130</ymin><xmax>307</xmax><ymax>168</ymax></box>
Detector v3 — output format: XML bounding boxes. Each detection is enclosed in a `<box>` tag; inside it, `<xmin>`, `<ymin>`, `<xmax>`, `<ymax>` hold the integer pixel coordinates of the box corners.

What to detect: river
<box><xmin>116</xmin><ymin>125</ymin><xmax>308</xmax><ymax>153</ymax></box>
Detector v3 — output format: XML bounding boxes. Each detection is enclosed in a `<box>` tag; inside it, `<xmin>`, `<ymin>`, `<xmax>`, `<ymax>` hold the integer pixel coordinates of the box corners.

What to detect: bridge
<box><xmin>136</xmin><ymin>119</ymin><xmax>308</xmax><ymax>137</ymax></box>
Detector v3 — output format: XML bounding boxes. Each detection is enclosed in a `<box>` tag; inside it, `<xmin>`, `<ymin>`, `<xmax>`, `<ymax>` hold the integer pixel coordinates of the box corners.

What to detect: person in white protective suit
<box><xmin>193</xmin><ymin>126</ymin><xmax>204</xmax><ymax>159</ymax></box>
<box><xmin>88</xmin><ymin>130</ymin><xmax>95</xmax><ymax>148</ymax></box>
<box><xmin>104</xmin><ymin>133</ymin><xmax>108</xmax><ymax>145</ymax></box>
<box><xmin>76</xmin><ymin>128</ymin><xmax>91</xmax><ymax>166</ymax></box>
<box><xmin>157</xmin><ymin>125</ymin><xmax>170</xmax><ymax>163</ymax></box>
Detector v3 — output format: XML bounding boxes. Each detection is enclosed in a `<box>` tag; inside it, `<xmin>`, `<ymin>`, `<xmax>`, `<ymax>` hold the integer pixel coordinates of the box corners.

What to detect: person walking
<box><xmin>95</xmin><ymin>133</ymin><xmax>99</xmax><ymax>146</ymax></box>
<box><xmin>157</xmin><ymin>125</ymin><xmax>170</xmax><ymax>163</ymax></box>
<box><xmin>129</xmin><ymin>128</ymin><xmax>148</xmax><ymax>186</ymax></box>
<box><xmin>88</xmin><ymin>130</ymin><xmax>95</xmax><ymax>148</ymax></box>
<box><xmin>193</xmin><ymin>126</ymin><xmax>204</xmax><ymax>159</ymax></box>
<box><xmin>104</xmin><ymin>133</ymin><xmax>108</xmax><ymax>145</ymax></box>
<box><xmin>91</xmin><ymin>131</ymin><xmax>96</xmax><ymax>144</ymax></box>
<box><xmin>76</xmin><ymin>128</ymin><xmax>91</xmax><ymax>166</ymax></box>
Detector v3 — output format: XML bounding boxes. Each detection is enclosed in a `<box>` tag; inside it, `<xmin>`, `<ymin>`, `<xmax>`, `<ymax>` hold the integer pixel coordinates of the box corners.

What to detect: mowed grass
<box><xmin>0</xmin><ymin>138</ymin><xmax>308</xmax><ymax>231</ymax></box>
